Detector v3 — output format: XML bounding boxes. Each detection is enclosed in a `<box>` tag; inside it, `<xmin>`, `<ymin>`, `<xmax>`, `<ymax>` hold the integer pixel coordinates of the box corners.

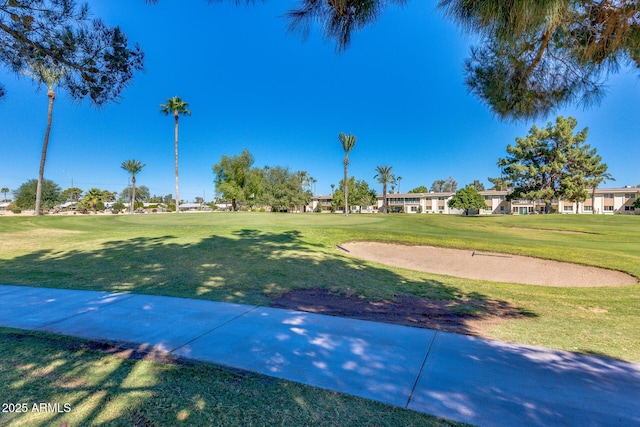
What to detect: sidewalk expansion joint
<box><xmin>169</xmin><ymin>305</ymin><xmax>261</xmax><ymax>353</ymax></box>
<box><xmin>35</xmin><ymin>293</ymin><xmax>139</xmax><ymax>329</ymax></box>
<box><xmin>405</xmin><ymin>330</ymin><xmax>438</xmax><ymax>409</ymax></box>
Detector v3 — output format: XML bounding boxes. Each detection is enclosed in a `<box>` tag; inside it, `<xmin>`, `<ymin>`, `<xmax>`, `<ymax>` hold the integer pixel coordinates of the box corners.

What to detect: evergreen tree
<box><xmin>1</xmin><ymin>1</ymin><xmax>143</xmax><ymax>104</ymax></box>
<box><xmin>487</xmin><ymin>177</ymin><xmax>511</xmax><ymax>191</ymax></box>
<box><xmin>440</xmin><ymin>0</ymin><xmax>640</xmax><ymax>120</ymax></box>
<box><xmin>499</xmin><ymin>116</ymin><xmax>606</xmax><ymax>213</ymax></box>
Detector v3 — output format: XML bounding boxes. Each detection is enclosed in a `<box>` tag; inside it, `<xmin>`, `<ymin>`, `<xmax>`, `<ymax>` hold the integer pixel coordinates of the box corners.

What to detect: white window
<box><xmin>564</xmin><ymin>205</ymin><xmax>573</xmax><ymax>212</ymax></box>
<box><xmin>584</xmin><ymin>206</ymin><xmax>593</xmax><ymax>211</ymax></box>
<box><xmin>604</xmin><ymin>206</ymin><xmax>614</xmax><ymax>211</ymax></box>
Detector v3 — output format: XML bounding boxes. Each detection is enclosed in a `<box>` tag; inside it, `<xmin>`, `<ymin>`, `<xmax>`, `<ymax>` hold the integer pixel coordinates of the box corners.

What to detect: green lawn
<box><xmin>1</xmin><ymin>212</ymin><xmax>639</xmax><ymax>425</ymax></box>
<box><xmin>1</xmin><ymin>212</ymin><xmax>639</xmax><ymax>361</ymax></box>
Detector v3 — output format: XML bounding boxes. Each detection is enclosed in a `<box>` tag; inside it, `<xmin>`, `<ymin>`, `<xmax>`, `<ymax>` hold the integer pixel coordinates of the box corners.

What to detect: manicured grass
<box><xmin>0</xmin><ymin>327</ymin><xmax>460</xmax><ymax>427</ymax></box>
<box><xmin>1</xmin><ymin>212</ymin><xmax>639</xmax><ymax>362</ymax></box>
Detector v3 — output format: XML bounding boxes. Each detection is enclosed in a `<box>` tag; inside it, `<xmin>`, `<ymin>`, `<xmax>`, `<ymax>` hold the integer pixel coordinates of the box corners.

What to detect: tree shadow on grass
<box><xmin>1</xmin><ymin>329</ymin><xmax>452</xmax><ymax>427</ymax></box>
<box><xmin>0</xmin><ymin>229</ymin><xmax>534</xmax><ymax>337</ymax></box>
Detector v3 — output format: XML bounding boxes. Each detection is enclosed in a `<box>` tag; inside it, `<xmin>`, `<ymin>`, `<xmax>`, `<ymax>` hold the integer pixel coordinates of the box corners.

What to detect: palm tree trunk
<box><xmin>131</xmin><ymin>176</ymin><xmax>137</xmax><ymax>214</ymax></box>
<box><xmin>382</xmin><ymin>184</ymin><xmax>387</xmax><ymax>214</ymax></box>
<box><xmin>343</xmin><ymin>160</ymin><xmax>348</xmax><ymax>216</ymax></box>
<box><xmin>174</xmin><ymin>114</ymin><xmax>180</xmax><ymax>213</ymax></box>
<box><xmin>591</xmin><ymin>187</ymin><xmax>596</xmax><ymax>215</ymax></box>
<box><xmin>35</xmin><ymin>89</ymin><xmax>55</xmax><ymax>216</ymax></box>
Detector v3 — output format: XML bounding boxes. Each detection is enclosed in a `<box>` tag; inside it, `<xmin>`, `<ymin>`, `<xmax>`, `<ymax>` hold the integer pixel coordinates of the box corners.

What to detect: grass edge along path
<box><xmin>0</xmin><ymin>327</ymin><xmax>466</xmax><ymax>427</ymax></box>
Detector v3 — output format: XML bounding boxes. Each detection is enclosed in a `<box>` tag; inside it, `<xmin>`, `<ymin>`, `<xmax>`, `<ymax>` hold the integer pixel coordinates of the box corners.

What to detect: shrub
<box><xmin>12</xmin><ymin>208</ymin><xmax>21</xmax><ymax>214</ymax></box>
<box><xmin>111</xmin><ymin>202</ymin><xmax>125</xmax><ymax>213</ymax></box>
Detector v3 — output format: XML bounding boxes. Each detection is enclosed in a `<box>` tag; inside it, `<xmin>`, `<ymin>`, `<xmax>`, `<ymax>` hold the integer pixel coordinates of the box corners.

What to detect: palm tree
<box><xmin>121</xmin><ymin>159</ymin><xmax>146</xmax><ymax>214</ymax></box>
<box><xmin>160</xmin><ymin>96</ymin><xmax>191</xmax><ymax>213</ymax></box>
<box><xmin>83</xmin><ymin>188</ymin><xmax>104</xmax><ymax>214</ymax></box>
<box><xmin>310</xmin><ymin>177</ymin><xmax>317</xmax><ymax>195</ymax></box>
<box><xmin>374</xmin><ymin>166</ymin><xmax>395</xmax><ymax>214</ymax></box>
<box><xmin>338</xmin><ymin>132</ymin><xmax>356</xmax><ymax>216</ymax></box>
<box><xmin>397</xmin><ymin>176</ymin><xmax>402</xmax><ymax>194</ymax></box>
<box><xmin>1</xmin><ymin>187</ymin><xmax>8</xmax><ymax>202</ymax></box>
<box><xmin>23</xmin><ymin>60</ymin><xmax>66</xmax><ymax>215</ymax></box>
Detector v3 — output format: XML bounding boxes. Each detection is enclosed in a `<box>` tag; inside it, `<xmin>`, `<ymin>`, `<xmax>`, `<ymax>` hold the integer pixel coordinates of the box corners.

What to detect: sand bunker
<box><xmin>340</xmin><ymin>242</ymin><xmax>637</xmax><ymax>287</ymax></box>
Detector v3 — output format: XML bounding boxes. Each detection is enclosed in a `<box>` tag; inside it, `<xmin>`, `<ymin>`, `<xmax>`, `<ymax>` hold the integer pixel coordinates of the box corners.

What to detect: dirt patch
<box><xmin>270</xmin><ymin>288</ymin><xmax>528</xmax><ymax>337</ymax></box>
<box><xmin>340</xmin><ymin>242</ymin><xmax>637</xmax><ymax>287</ymax></box>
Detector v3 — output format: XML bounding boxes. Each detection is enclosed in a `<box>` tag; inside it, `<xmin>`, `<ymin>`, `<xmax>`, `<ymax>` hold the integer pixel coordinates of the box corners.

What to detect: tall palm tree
<box><xmin>1</xmin><ymin>187</ymin><xmax>8</xmax><ymax>202</ymax></box>
<box><xmin>397</xmin><ymin>176</ymin><xmax>402</xmax><ymax>194</ymax></box>
<box><xmin>374</xmin><ymin>166</ymin><xmax>395</xmax><ymax>214</ymax></box>
<box><xmin>338</xmin><ymin>132</ymin><xmax>356</xmax><ymax>216</ymax></box>
<box><xmin>23</xmin><ymin>60</ymin><xmax>66</xmax><ymax>215</ymax></box>
<box><xmin>160</xmin><ymin>96</ymin><xmax>191</xmax><ymax>213</ymax></box>
<box><xmin>121</xmin><ymin>159</ymin><xmax>146</xmax><ymax>214</ymax></box>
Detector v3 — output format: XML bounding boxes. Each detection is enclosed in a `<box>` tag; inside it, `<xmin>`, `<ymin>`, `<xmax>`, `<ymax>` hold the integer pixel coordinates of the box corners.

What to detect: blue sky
<box><xmin>1</xmin><ymin>1</ymin><xmax>638</xmax><ymax>202</ymax></box>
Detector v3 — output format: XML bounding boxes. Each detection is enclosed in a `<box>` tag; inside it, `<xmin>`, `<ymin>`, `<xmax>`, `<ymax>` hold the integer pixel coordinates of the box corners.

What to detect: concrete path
<box><xmin>1</xmin><ymin>284</ymin><xmax>639</xmax><ymax>426</ymax></box>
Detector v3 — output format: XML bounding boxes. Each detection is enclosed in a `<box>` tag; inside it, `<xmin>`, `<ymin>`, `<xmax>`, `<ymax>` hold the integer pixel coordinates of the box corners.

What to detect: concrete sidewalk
<box><xmin>1</xmin><ymin>284</ymin><xmax>639</xmax><ymax>426</ymax></box>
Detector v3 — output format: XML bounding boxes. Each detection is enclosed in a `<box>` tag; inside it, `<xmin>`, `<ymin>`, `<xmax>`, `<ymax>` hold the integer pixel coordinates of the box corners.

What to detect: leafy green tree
<box><xmin>160</xmin><ymin>96</ymin><xmax>191</xmax><ymax>213</ymax></box>
<box><xmin>633</xmin><ymin>198</ymin><xmax>640</xmax><ymax>210</ymax></box>
<box><xmin>102</xmin><ymin>190</ymin><xmax>117</xmax><ymax>203</ymax></box>
<box><xmin>467</xmin><ymin>180</ymin><xmax>485</xmax><ymax>191</ymax></box>
<box><xmin>60</xmin><ymin>187</ymin><xmax>83</xmax><ymax>203</ymax></box>
<box><xmin>448</xmin><ymin>186</ymin><xmax>487</xmax><ymax>215</ymax></box>
<box><xmin>119</xmin><ymin>185</ymin><xmax>150</xmax><ymax>205</ymax></box>
<box><xmin>431</xmin><ymin>177</ymin><xmax>457</xmax><ymax>192</ymax></box>
<box><xmin>499</xmin><ymin>116</ymin><xmax>605</xmax><ymax>213</ymax></box>
<box><xmin>14</xmin><ymin>178</ymin><xmax>61</xmax><ymax>210</ymax></box>
<box><xmin>409</xmin><ymin>186</ymin><xmax>429</xmax><ymax>193</ymax></box>
<box><xmin>0</xmin><ymin>1</ymin><xmax>143</xmax><ymax>104</ymax></box>
<box><xmin>258</xmin><ymin>166</ymin><xmax>311</xmax><ymax>212</ymax></box>
<box><xmin>430</xmin><ymin>180</ymin><xmax>446</xmax><ymax>192</ymax></box>
<box><xmin>339</xmin><ymin>132</ymin><xmax>356</xmax><ymax>216</ymax></box>
<box><xmin>440</xmin><ymin>0</ymin><xmax>640</xmax><ymax>120</ymax></box>
<box><xmin>374</xmin><ymin>166</ymin><xmax>395</xmax><ymax>214</ymax></box>
<box><xmin>332</xmin><ymin>177</ymin><xmax>356</xmax><ymax>212</ymax></box>
<box><xmin>121</xmin><ymin>159</ymin><xmax>146</xmax><ymax>214</ymax></box>
<box><xmin>1</xmin><ymin>187</ymin><xmax>9</xmax><ymax>202</ymax></box>
<box><xmin>213</xmin><ymin>149</ymin><xmax>257</xmax><ymax>211</ymax></box>
<box><xmin>444</xmin><ymin>176</ymin><xmax>457</xmax><ymax>192</ymax></box>
<box><xmin>82</xmin><ymin>188</ymin><xmax>104</xmax><ymax>214</ymax></box>
<box><xmin>23</xmin><ymin>61</ymin><xmax>65</xmax><ymax>215</ymax></box>
<box><xmin>351</xmin><ymin>179</ymin><xmax>376</xmax><ymax>212</ymax></box>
